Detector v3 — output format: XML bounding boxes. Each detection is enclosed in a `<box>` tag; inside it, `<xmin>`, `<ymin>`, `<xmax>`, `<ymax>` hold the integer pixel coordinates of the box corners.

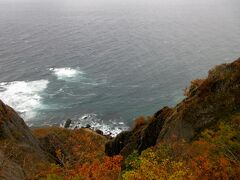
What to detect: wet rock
<box><xmin>95</xmin><ymin>129</ymin><xmax>103</xmax><ymax>135</ymax></box>
<box><xmin>82</xmin><ymin>115</ymin><xmax>88</xmax><ymax>120</ymax></box>
<box><xmin>85</xmin><ymin>124</ymin><xmax>91</xmax><ymax>128</ymax></box>
<box><xmin>64</xmin><ymin>119</ymin><xmax>71</xmax><ymax>128</ymax></box>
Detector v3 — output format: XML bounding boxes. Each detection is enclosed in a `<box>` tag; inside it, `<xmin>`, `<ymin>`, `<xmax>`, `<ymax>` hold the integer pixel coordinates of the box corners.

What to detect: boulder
<box><xmin>64</xmin><ymin>119</ymin><xmax>72</xmax><ymax>128</ymax></box>
<box><xmin>105</xmin><ymin>107</ymin><xmax>173</xmax><ymax>157</ymax></box>
<box><xmin>85</xmin><ymin>124</ymin><xmax>91</xmax><ymax>128</ymax></box>
<box><xmin>95</xmin><ymin>129</ymin><xmax>103</xmax><ymax>135</ymax></box>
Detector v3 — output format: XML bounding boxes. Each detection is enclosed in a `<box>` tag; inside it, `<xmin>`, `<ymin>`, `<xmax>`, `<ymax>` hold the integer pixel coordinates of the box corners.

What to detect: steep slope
<box><xmin>106</xmin><ymin>57</ymin><xmax>240</xmax><ymax>157</ymax></box>
<box><xmin>0</xmin><ymin>100</ymin><xmax>45</xmax><ymax>149</ymax></box>
<box><xmin>158</xmin><ymin>58</ymin><xmax>240</xmax><ymax>141</ymax></box>
<box><xmin>0</xmin><ymin>100</ymin><xmax>49</xmax><ymax>179</ymax></box>
<box><xmin>0</xmin><ymin>100</ymin><xmax>110</xmax><ymax>179</ymax></box>
<box><xmin>122</xmin><ymin>113</ymin><xmax>240</xmax><ymax>179</ymax></box>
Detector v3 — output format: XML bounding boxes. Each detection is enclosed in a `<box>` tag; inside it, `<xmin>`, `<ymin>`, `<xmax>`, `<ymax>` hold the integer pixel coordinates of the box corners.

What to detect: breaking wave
<box><xmin>0</xmin><ymin>80</ymin><xmax>49</xmax><ymax>120</ymax></box>
<box><xmin>49</xmin><ymin>67</ymin><xmax>85</xmax><ymax>81</ymax></box>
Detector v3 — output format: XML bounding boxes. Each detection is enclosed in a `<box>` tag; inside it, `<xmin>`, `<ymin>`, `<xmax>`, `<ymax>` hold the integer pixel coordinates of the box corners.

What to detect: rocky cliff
<box><xmin>106</xmin><ymin>57</ymin><xmax>240</xmax><ymax>157</ymax></box>
<box><xmin>0</xmin><ymin>100</ymin><xmax>108</xmax><ymax>179</ymax></box>
<box><xmin>0</xmin><ymin>100</ymin><xmax>49</xmax><ymax>179</ymax></box>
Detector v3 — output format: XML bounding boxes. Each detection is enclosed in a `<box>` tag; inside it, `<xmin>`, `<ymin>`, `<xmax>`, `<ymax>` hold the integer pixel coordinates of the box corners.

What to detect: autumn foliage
<box><xmin>122</xmin><ymin>114</ymin><xmax>240</xmax><ymax>179</ymax></box>
<box><xmin>33</xmin><ymin>128</ymin><xmax>123</xmax><ymax>179</ymax></box>
<box><xmin>132</xmin><ymin>116</ymin><xmax>156</xmax><ymax>130</ymax></box>
<box><xmin>44</xmin><ymin>155</ymin><xmax>123</xmax><ymax>180</ymax></box>
<box><xmin>133</xmin><ymin>116</ymin><xmax>146</xmax><ymax>129</ymax></box>
<box><xmin>32</xmin><ymin>114</ymin><xmax>240</xmax><ymax>179</ymax></box>
<box><xmin>33</xmin><ymin>127</ymin><xmax>107</xmax><ymax>164</ymax></box>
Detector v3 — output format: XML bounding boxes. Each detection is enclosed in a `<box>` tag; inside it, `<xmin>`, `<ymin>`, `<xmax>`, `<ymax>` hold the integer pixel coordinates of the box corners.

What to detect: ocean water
<box><xmin>0</xmin><ymin>0</ymin><xmax>239</xmax><ymax>135</ymax></box>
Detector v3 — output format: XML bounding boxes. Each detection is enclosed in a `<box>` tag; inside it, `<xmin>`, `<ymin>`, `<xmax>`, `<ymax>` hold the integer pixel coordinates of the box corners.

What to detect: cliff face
<box><xmin>105</xmin><ymin>107</ymin><xmax>173</xmax><ymax>157</ymax></box>
<box><xmin>0</xmin><ymin>100</ymin><xmax>49</xmax><ymax>179</ymax></box>
<box><xmin>0</xmin><ymin>100</ymin><xmax>109</xmax><ymax>179</ymax></box>
<box><xmin>0</xmin><ymin>100</ymin><xmax>43</xmax><ymax>149</ymax></box>
<box><xmin>158</xmin><ymin>58</ymin><xmax>240</xmax><ymax>141</ymax></box>
<box><xmin>106</xmin><ymin>58</ymin><xmax>240</xmax><ymax>157</ymax></box>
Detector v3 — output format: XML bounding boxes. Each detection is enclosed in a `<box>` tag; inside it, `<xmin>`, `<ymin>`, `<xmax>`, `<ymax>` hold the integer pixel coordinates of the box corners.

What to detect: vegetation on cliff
<box><xmin>33</xmin><ymin>127</ymin><xmax>123</xmax><ymax>180</ymax></box>
<box><xmin>122</xmin><ymin>114</ymin><xmax>240</xmax><ymax>179</ymax></box>
<box><xmin>106</xmin><ymin>57</ymin><xmax>240</xmax><ymax>157</ymax></box>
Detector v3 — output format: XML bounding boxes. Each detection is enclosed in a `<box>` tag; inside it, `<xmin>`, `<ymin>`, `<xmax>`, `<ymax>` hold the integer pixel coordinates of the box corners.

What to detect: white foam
<box><xmin>49</xmin><ymin>67</ymin><xmax>84</xmax><ymax>80</ymax></box>
<box><xmin>65</xmin><ymin>113</ymin><xmax>129</xmax><ymax>137</ymax></box>
<box><xmin>0</xmin><ymin>80</ymin><xmax>49</xmax><ymax>120</ymax></box>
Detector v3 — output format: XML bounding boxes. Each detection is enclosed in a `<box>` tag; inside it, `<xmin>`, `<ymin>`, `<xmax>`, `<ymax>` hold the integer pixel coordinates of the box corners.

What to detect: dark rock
<box><xmin>105</xmin><ymin>131</ymin><xmax>132</xmax><ymax>156</ymax></box>
<box><xmin>138</xmin><ymin>107</ymin><xmax>173</xmax><ymax>152</ymax></box>
<box><xmin>64</xmin><ymin>119</ymin><xmax>71</xmax><ymax>128</ymax></box>
<box><xmin>105</xmin><ymin>107</ymin><xmax>173</xmax><ymax>157</ymax></box>
<box><xmin>95</xmin><ymin>129</ymin><xmax>103</xmax><ymax>135</ymax></box>
<box><xmin>82</xmin><ymin>115</ymin><xmax>88</xmax><ymax>120</ymax></box>
<box><xmin>85</xmin><ymin>124</ymin><xmax>91</xmax><ymax>128</ymax></box>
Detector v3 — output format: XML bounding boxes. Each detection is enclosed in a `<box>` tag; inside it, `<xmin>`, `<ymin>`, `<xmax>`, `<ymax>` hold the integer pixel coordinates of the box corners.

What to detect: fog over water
<box><xmin>0</xmin><ymin>0</ymin><xmax>239</xmax><ymax>135</ymax></box>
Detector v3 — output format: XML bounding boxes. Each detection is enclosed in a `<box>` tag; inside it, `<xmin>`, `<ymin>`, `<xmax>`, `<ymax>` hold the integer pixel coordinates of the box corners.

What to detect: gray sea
<box><xmin>0</xmin><ymin>0</ymin><xmax>239</xmax><ymax>135</ymax></box>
